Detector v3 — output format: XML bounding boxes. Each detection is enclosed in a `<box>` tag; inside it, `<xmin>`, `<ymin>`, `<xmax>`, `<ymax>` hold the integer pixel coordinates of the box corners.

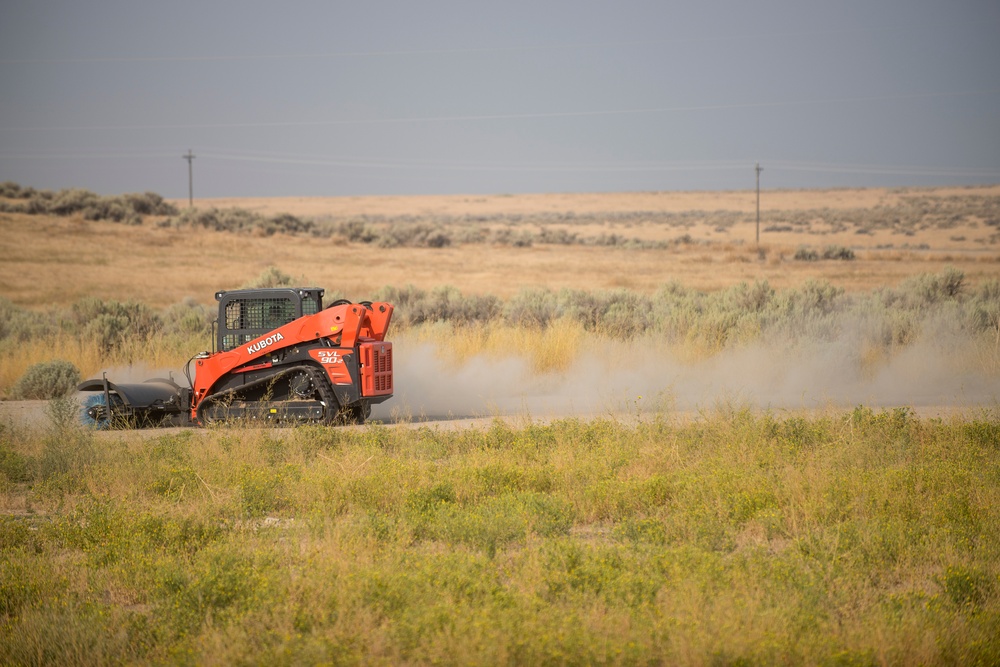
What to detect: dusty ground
<box><xmin>1</xmin><ymin>185</ymin><xmax>998</xmax><ymax>309</ymax></box>
<box><xmin>0</xmin><ymin>399</ymin><xmax>988</xmax><ymax>435</ymax></box>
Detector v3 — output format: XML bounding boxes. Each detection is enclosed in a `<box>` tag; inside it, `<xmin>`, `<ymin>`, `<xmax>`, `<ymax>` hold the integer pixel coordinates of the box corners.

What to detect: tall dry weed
<box><xmin>420</xmin><ymin>317</ymin><xmax>585</xmax><ymax>374</ymax></box>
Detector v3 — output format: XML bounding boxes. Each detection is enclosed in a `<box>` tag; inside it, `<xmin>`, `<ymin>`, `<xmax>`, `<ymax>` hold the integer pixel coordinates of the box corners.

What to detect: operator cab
<box><xmin>215</xmin><ymin>287</ymin><xmax>324</xmax><ymax>352</ymax></box>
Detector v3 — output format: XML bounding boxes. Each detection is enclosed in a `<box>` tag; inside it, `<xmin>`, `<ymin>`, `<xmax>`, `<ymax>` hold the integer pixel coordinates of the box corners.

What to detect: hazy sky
<box><xmin>1</xmin><ymin>1</ymin><xmax>998</xmax><ymax>198</ymax></box>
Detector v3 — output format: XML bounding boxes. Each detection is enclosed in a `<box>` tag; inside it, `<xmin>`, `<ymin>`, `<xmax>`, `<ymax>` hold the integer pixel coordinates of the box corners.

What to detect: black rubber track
<box><xmin>196</xmin><ymin>364</ymin><xmax>340</xmax><ymax>425</ymax></box>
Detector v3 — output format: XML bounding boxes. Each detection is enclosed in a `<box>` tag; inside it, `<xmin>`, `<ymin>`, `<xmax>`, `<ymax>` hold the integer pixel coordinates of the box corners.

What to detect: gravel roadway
<box><xmin>1</xmin><ymin>399</ymin><xmax>993</xmax><ymax>439</ymax></box>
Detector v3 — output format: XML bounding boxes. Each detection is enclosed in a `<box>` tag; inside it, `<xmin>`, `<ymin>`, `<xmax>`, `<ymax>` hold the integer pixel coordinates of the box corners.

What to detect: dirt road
<box><xmin>1</xmin><ymin>399</ymin><xmax>992</xmax><ymax>439</ymax></box>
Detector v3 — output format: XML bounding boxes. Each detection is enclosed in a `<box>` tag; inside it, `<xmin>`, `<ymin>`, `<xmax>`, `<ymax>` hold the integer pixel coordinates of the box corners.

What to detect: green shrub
<box><xmin>379</xmin><ymin>285</ymin><xmax>501</xmax><ymax>326</ymax></box>
<box><xmin>726</xmin><ymin>279</ymin><xmax>775</xmax><ymax>313</ymax></box>
<box><xmin>36</xmin><ymin>402</ymin><xmax>96</xmax><ymax>485</ymax></box>
<box><xmin>10</xmin><ymin>360</ymin><xmax>80</xmax><ymax>399</ymax></box>
<box><xmin>68</xmin><ymin>298</ymin><xmax>161</xmax><ymax>351</ymax></box>
<box><xmin>123</xmin><ymin>191</ymin><xmax>178</xmax><ymax>216</ymax></box>
<box><xmin>822</xmin><ymin>245</ymin><xmax>856</xmax><ymax>260</ymax></box>
<box><xmin>377</xmin><ymin>223</ymin><xmax>452</xmax><ymax>248</ymax></box>
<box><xmin>160</xmin><ymin>298</ymin><xmax>213</xmax><ymax>337</ymax></box>
<box><xmin>335</xmin><ymin>219</ymin><xmax>380</xmax><ymax>243</ymax></box>
<box><xmin>0</xmin><ymin>445</ymin><xmax>32</xmax><ymax>483</ymax></box>
<box><xmin>265</xmin><ymin>212</ymin><xmax>313</xmax><ymax>235</ymax></box>
<box><xmin>241</xmin><ymin>266</ymin><xmax>298</xmax><ymax>289</ymax></box>
<box><xmin>594</xmin><ymin>291</ymin><xmax>653</xmax><ymax>338</ymax></box>
<box><xmin>0</xmin><ymin>298</ymin><xmax>55</xmax><ymax>342</ymax></box>
<box><xmin>779</xmin><ymin>279</ymin><xmax>845</xmax><ymax>316</ymax></box>
<box><xmin>504</xmin><ymin>288</ymin><xmax>560</xmax><ymax>327</ymax></box>
<box><xmin>9</xmin><ymin>186</ymin><xmax>175</xmax><ymax>223</ymax></box>
<box><xmin>166</xmin><ymin>207</ymin><xmax>311</xmax><ymax>236</ymax></box>
<box><xmin>192</xmin><ymin>208</ymin><xmax>258</xmax><ymax>232</ymax></box>
<box><xmin>0</xmin><ymin>181</ymin><xmax>31</xmax><ymax>198</ymax></box>
<box><xmin>45</xmin><ymin>394</ymin><xmax>82</xmax><ymax>432</ymax></box>
<box><xmin>538</xmin><ymin>227</ymin><xmax>580</xmax><ymax>244</ymax></box>
<box><xmin>900</xmin><ymin>267</ymin><xmax>965</xmax><ymax>304</ymax></box>
<box><xmin>967</xmin><ymin>279</ymin><xmax>1000</xmax><ymax>335</ymax></box>
<box><xmin>0</xmin><ymin>201</ymin><xmax>28</xmax><ymax>213</ymax></box>
<box><xmin>48</xmin><ymin>188</ymin><xmax>98</xmax><ymax>216</ymax></box>
<box><xmin>425</xmin><ymin>286</ymin><xmax>498</xmax><ymax>324</ymax></box>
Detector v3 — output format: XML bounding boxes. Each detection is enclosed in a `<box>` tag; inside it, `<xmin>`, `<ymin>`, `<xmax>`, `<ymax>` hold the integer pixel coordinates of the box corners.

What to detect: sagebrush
<box><xmin>1</xmin><ymin>268</ymin><xmax>998</xmax><ymax>396</ymax></box>
<box><xmin>9</xmin><ymin>360</ymin><xmax>80</xmax><ymax>400</ymax></box>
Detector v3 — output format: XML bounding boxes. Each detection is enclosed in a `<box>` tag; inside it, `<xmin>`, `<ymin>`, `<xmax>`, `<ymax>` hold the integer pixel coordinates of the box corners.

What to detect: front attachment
<box><xmin>77</xmin><ymin>375</ymin><xmax>188</xmax><ymax>428</ymax></box>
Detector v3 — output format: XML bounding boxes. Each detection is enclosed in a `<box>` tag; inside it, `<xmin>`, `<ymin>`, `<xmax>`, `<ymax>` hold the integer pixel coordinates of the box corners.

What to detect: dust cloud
<box><xmin>373</xmin><ymin>331</ymin><xmax>999</xmax><ymax>422</ymax></box>
<box><xmin>83</xmin><ymin>364</ymin><xmax>187</xmax><ymax>387</ymax></box>
<box><xmin>76</xmin><ymin>334</ymin><xmax>998</xmax><ymax>423</ymax></box>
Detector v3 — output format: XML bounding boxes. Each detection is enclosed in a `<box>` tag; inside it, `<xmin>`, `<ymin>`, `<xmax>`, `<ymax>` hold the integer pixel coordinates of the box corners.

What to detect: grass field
<box><xmin>1</xmin><ymin>185</ymin><xmax>998</xmax><ymax>309</ymax></box>
<box><xmin>1</xmin><ymin>405</ymin><xmax>999</xmax><ymax>664</ymax></box>
<box><xmin>1</xmin><ymin>184</ymin><xmax>999</xmax><ymax>664</ymax></box>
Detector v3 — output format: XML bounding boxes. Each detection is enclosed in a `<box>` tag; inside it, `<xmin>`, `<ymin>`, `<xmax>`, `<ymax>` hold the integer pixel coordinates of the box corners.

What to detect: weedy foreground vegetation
<box><xmin>1</xmin><ymin>402</ymin><xmax>999</xmax><ymax>665</ymax></box>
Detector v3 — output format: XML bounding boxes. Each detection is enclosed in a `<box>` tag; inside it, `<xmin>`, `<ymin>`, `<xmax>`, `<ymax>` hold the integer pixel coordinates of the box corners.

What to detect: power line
<box><xmin>2</xmin><ymin>89</ymin><xmax>997</xmax><ymax>133</ymax></box>
<box><xmin>3</xmin><ymin>146</ymin><xmax>997</xmax><ymax>180</ymax></box>
<box><xmin>0</xmin><ymin>26</ymin><xmax>920</xmax><ymax>65</ymax></box>
<box><xmin>766</xmin><ymin>160</ymin><xmax>1000</xmax><ymax>177</ymax></box>
<box><xmin>202</xmin><ymin>151</ymin><xmax>754</xmax><ymax>173</ymax></box>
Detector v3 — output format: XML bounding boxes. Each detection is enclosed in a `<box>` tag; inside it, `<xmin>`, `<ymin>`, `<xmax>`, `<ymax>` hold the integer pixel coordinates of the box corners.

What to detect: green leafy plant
<box><xmin>10</xmin><ymin>360</ymin><xmax>80</xmax><ymax>399</ymax></box>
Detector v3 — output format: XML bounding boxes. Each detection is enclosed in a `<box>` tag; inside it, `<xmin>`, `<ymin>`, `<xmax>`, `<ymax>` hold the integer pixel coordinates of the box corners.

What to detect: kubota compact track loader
<box><xmin>78</xmin><ymin>288</ymin><xmax>393</xmax><ymax>427</ymax></box>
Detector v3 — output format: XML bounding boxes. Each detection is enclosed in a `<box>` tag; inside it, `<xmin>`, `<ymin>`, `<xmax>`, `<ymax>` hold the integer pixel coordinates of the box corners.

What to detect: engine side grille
<box><xmin>360</xmin><ymin>342</ymin><xmax>393</xmax><ymax>396</ymax></box>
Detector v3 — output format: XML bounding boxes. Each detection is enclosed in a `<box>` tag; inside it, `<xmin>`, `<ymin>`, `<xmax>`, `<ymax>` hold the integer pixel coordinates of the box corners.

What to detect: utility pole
<box><xmin>183</xmin><ymin>150</ymin><xmax>196</xmax><ymax>208</ymax></box>
<box><xmin>755</xmin><ymin>161</ymin><xmax>763</xmax><ymax>246</ymax></box>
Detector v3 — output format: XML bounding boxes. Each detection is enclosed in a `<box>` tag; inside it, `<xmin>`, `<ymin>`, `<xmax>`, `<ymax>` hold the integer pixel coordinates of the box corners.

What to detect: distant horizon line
<box><xmin>4</xmin><ymin>179</ymin><xmax>999</xmax><ymax>200</ymax></box>
<box><xmin>159</xmin><ymin>181</ymin><xmax>1000</xmax><ymax>201</ymax></box>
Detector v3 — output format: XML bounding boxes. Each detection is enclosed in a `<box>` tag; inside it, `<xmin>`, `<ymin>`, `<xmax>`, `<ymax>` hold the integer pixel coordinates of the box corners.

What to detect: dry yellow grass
<box><xmin>1</xmin><ymin>184</ymin><xmax>998</xmax><ymax>311</ymax></box>
<box><xmin>418</xmin><ymin>317</ymin><xmax>587</xmax><ymax>373</ymax></box>
<box><xmin>0</xmin><ymin>334</ymin><xmax>197</xmax><ymax>397</ymax></box>
<box><xmin>195</xmin><ymin>185</ymin><xmax>997</xmax><ymax>218</ymax></box>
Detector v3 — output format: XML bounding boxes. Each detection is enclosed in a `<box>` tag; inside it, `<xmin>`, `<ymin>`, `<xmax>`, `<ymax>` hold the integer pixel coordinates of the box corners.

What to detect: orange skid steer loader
<box><xmin>78</xmin><ymin>288</ymin><xmax>393</xmax><ymax>427</ymax></box>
